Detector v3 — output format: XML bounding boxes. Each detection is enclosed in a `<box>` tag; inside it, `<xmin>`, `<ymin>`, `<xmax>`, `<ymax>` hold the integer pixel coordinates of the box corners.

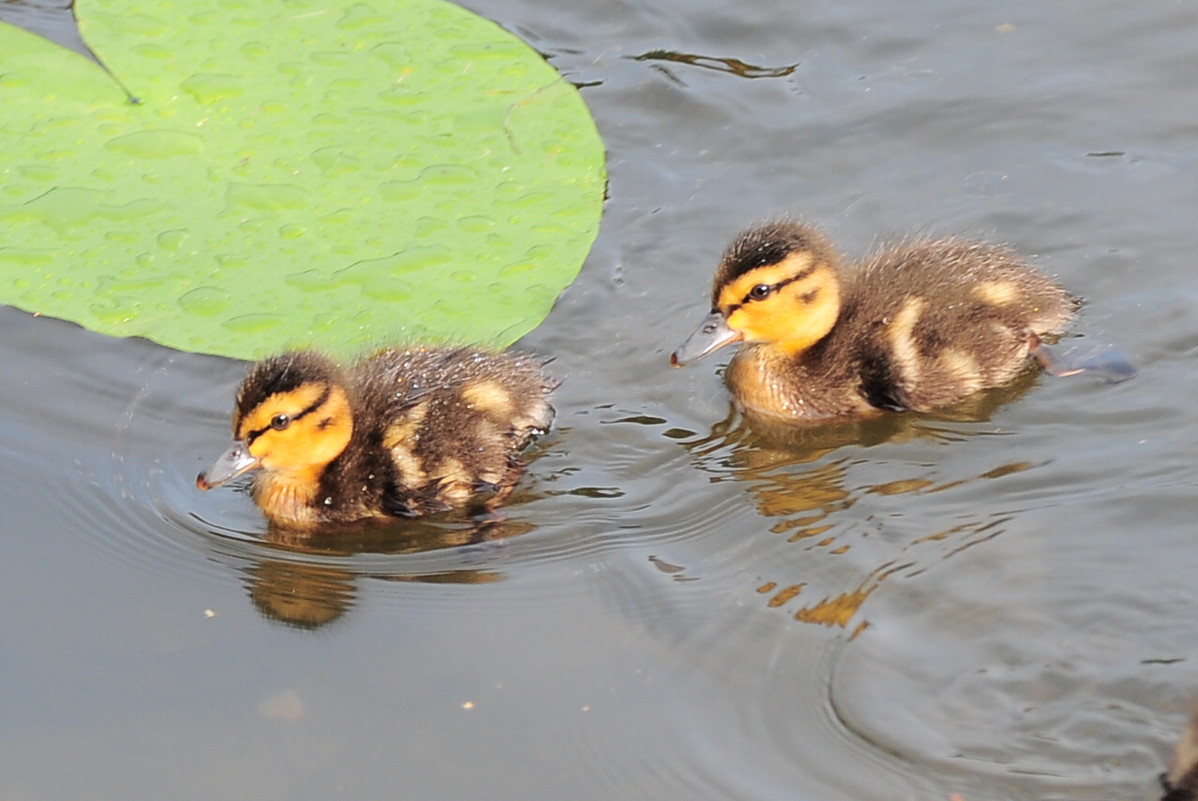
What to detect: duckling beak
<box><xmin>670</xmin><ymin>310</ymin><xmax>743</xmax><ymax>367</ymax></box>
<box><xmin>196</xmin><ymin>440</ymin><xmax>260</xmax><ymax>490</ymax></box>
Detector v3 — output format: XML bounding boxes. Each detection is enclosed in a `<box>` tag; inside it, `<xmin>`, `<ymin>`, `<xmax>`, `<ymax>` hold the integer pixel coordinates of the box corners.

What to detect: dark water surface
<box><xmin>5</xmin><ymin>1</ymin><xmax>1197</xmax><ymax>798</ymax></box>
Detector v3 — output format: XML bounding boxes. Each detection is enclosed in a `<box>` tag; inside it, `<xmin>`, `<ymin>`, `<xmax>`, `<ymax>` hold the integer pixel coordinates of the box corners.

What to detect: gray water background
<box><xmin>3</xmin><ymin>0</ymin><xmax>1196</xmax><ymax>798</ymax></box>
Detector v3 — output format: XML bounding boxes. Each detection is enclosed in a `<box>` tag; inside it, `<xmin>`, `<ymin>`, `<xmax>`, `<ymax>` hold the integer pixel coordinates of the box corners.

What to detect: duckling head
<box><xmin>671</xmin><ymin>221</ymin><xmax>842</xmax><ymax>366</ymax></box>
<box><xmin>197</xmin><ymin>351</ymin><xmax>354</xmax><ymax>491</ymax></box>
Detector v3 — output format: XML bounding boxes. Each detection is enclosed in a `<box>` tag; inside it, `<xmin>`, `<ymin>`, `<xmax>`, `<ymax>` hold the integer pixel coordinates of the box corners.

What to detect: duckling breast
<box><xmin>725</xmin><ymin>343</ymin><xmax>879</xmax><ymax>420</ymax></box>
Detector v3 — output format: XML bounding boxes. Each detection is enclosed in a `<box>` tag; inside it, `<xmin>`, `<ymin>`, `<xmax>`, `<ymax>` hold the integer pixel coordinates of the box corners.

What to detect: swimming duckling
<box><xmin>197</xmin><ymin>346</ymin><xmax>555</xmax><ymax>529</ymax></box>
<box><xmin>1163</xmin><ymin>704</ymin><xmax>1198</xmax><ymax>801</ymax></box>
<box><xmin>671</xmin><ymin>220</ymin><xmax>1095</xmax><ymax>421</ymax></box>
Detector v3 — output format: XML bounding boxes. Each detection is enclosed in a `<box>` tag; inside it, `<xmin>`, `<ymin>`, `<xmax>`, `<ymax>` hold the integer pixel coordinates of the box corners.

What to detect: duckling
<box><xmin>197</xmin><ymin>346</ymin><xmax>555</xmax><ymax>529</ymax></box>
<box><xmin>1164</xmin><ymin>704</ymin><xmax>1198</xmax><ymax>801</ymax></box>
<box><xmin>671</xmin><ymin>220</ymin><xmax>1088</xmax><ymax>421</ymax></box>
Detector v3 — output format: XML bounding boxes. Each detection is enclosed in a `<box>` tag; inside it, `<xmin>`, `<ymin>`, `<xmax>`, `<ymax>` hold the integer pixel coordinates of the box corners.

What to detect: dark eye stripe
<box><xmin>244</xmin><ymin>384</ymin><xmax>331</xmax><ymax>444</ymax></box>
<box><xmin>735</xmin><ymin>264</ymin><xmax>817</xmax><ymax>307</ymax></box>
<box><xmin>738</xmin><ymin>276</ymin><xmax>786</xmax><ymax>306</ymax></box>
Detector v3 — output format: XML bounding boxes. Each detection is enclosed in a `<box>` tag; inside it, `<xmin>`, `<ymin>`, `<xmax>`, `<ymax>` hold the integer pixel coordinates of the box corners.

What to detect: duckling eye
<box><xmin>748</xmin><ymin>284</ymin><xmax>773</xmax><ymax>301</ymax></box>
<box><xmin>269</xmin><ymin>413</ymin><xmax>291</xmax><ymax>431</ymax></box>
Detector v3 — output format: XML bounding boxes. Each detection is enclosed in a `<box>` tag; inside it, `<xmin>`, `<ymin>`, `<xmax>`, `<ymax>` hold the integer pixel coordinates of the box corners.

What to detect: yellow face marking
<box><xmin>972</xmin><ymin>280</ymin><xmax>1020</xmax><ymax>306</ymax></box>
<box><xmin>237</xmin><ymin>382</ymin><xmax>353</xmax><ymax>477</ymax></box>
<box><xmin>718</xmin><ymin>252</ymin><xmax>841</xmax><ymax>355</ymax></box>
<box><xmin>887</xmin><ymin>296</ymin><xmax>925</xmax><ymax>384</ymax></box>
<box><xmin>717</xmin><ymin>252</ymin><xmax>816</xmax><ymax>309</ymax></box>
<box><xmin>236</xmin><ymin>382</ymin><xmax>328</xmax><ymax>441</ymax></box>
<box><xmin>460</xmin><ymin>380</ymin><xmax>515</xmax><ymax>417</ymax></box>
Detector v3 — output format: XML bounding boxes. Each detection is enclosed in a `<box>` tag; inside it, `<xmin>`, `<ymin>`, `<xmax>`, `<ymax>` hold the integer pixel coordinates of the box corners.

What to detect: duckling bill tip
<box><xmin>671</xmin><ymin>310</ymin><xmax>743</xmax><ymax>367</ymax></box>
<box><xmin>196</xmin><ymin>440</ymin><xmax>259</xmax><ymax>491</ymax></box>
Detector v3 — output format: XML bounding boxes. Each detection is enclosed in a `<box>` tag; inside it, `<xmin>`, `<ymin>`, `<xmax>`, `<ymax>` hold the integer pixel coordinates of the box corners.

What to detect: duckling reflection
<box><xmin>245</xmin><ymin>556</ymin><xmax>504</xmax><ymax>630</ymax></box>
<box><xmin>247</xmin><ymin>560</ymin><xmax>357</xmax><ymax>630</ymax></box>
<box><xmin>263</xmin><ymin>507</ymin><xmax>536</xmax><ymax>554</ymax></box>
<box><xmin>678</xmin><ymin>407</ymin><xmax>1035</xmax><ymax>632</ymax></box>
<box><xmin>233</xmin><ymin>512</ymin><xmax>527</xmax><ymax>629</ymax></box>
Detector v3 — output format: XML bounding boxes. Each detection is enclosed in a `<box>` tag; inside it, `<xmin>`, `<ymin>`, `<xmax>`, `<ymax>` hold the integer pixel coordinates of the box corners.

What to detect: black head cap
<box><xmin>712</xmin><ymin>220</ymin><xmax>836</xmax><ymax>304</ymax></box>
<box><xmin>234</xmin><ymin>351</ymin><xmax>341</xmax><ymax>421</ymax></box>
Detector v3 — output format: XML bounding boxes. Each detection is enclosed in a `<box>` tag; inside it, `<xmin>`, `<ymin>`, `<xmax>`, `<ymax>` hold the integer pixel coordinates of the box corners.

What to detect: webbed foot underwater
<box><xmin>198</xmin><ymin>346</ymin><xmax>556</xmax><ymax>529</ymax></box>
<box><xmin>672</xmin><ymin>220</ymin><xmax>1127</xmax><ymax>421</ymax></box>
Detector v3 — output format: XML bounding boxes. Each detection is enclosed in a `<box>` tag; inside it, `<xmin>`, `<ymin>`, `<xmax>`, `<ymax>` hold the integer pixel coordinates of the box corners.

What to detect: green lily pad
<box><xmin>0</xmin><ymin>0</ymin><xmax>605</xmax><ymax>358</ymax></box>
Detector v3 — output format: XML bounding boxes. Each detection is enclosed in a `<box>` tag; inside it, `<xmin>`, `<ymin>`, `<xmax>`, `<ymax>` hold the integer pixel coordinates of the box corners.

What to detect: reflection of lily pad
<box><xmin>0</xmin><ymin>0</ymin><xmax>605</xmax><ymax>358</ymax></box>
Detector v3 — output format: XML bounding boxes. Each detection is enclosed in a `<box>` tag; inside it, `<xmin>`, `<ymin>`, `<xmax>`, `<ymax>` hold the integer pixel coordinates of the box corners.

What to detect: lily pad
<box><xmin>0</xmin><ymin>0</ymin><xmax>605</xmax><ymax>359</ymax></box>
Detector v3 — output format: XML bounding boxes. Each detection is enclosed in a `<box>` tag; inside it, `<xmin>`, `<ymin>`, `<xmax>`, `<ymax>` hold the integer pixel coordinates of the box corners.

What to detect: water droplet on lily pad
<box><xmin>178</xmin><ymin>286</ymin><xmax>232</xmax><ymax>315</ymax></box>
<box><xmin>106</xmin><ymin>130</ymin><xmax>204</xmax><ymax>158</ymax></box>
<box><xmin>180</xmin><ymin>73</ymin><xmax>246</xmax><ymax>105</ymax></box>
<box><xmin>0</xmin><ymin>0</ymin><xmax>604</xmax><ymax>359</ymax></box>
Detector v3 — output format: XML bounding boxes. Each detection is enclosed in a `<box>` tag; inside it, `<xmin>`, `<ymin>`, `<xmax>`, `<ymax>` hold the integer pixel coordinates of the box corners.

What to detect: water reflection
<box><xmin>629</xmin><ymin>50</ymin><xmax>798</xmax><ymax>79</ymax></box>
<box><xmin>202</xmin><ymin>496</ymin><xmax>530</xmax><ymax>628</ymax></box>
<box><xmin>243</xmin><ymin>557</ymin><xmax>504</xmax><ymax>629</ymax></box>
<box><xmin>90</xmin><ymin>344</ymin><xmax>553</xmax><ymax>630</ymax></box>
<box><xmin>246</xmin><ymin>560</ymin><xmax>357</xmax><ymax>629</ymax></box>
<box><xmin>261</xmin><ymin>509</ymin><xmax>534</xmax><ymax>556</ymax></box>
<box><xmin>678</xmin><ymin>374</ymin><xmax>1044</xmax><ymax>633</ymax></box>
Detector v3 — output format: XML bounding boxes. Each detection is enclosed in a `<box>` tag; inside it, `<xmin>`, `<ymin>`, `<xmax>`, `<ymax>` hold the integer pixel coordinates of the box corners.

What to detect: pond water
<box><xmin>4</xmin><ymin>0</ymin><xmax>1198</xmax><ymax>798</ymax></box>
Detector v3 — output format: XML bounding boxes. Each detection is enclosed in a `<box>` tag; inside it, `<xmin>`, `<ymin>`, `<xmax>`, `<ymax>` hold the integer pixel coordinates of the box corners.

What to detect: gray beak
<box><xmin>670</xmin><ymin>310</ymin><xmax>743</xmax><ymax>367</ymax></box>
<box><xmin>196</xmin><ymin>440</ymin><xmax>259</xmax><ymax>490</ymax></box>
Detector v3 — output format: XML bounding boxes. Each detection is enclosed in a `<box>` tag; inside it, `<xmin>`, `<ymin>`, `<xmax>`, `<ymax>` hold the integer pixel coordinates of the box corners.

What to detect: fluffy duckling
<box><xmin>1163</xmin><ymin>705</ymin><xmax>1198</xmax><ymax>801</ymax></box>
<box><xmin>197</xmin><ymin>346</ymin><xmax>555</xmax><ymax>529</ymax></box>
<box><xmin>671</xmin><ymin>220</ymin><xmax>1082</xmax><ymax>420</ymax></box>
